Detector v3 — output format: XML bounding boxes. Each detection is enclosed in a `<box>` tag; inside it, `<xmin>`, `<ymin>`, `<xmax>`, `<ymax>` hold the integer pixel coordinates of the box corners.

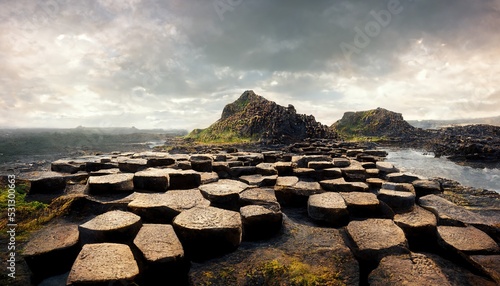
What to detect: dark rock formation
<box><xmin>188</xmin><ymin>90</ymin><xmax>336</xmax><ymax>144</ymax></box>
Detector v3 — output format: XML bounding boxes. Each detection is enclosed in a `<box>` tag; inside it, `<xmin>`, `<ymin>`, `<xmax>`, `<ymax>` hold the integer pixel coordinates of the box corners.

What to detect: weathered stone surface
<box><xmin>23</xmin><ymin>225</ymin><xmax>80</xmax><ymax>278</ymax></box>
<box><xmin>394</xmin><ymin>206</ymin><xmax>437</xmax><ymax>245</ymax></box>
<box><xmin>90</xmin><ymin>168</ymin><xmax>121</xmax><ymax>176</ymax></box>
<box><xmin>377</xmin><ymin>189</ymin><xmax>415</xmax><ymax>213</ymax></box>
<box><xmin>340</xmin><ymin>192</ymin><xmax>380</xmax><ymax>216</ymax></box>
<box><xmin>67</xmin><ymin>243</ymin><xmax>139</xmax><ymax>285</ymax></box>
<box><xmin>255</xmin><ymin>163</ymin><xmax>278</xmax><ymax>175</ymax></box>
<box><xmin>307</xmin><ymin>161</ymin><xmax>334</xmax><ymax>169</ymax></box>
<box><xmin>437</xmin><ymin>226</ymin><xmax>499</xmax><ymax>254</ymax></box>
<box><xmin>133</xmin><ymin>168</ymin><xmax>169</xmax><ymax>192</ymax></box>
<box><xmin>333</xmin><ymin>157</ymin><xmax>351</xmax><ymax>167</ymax></box>
<box><xmin>146</xmin><ymin>156</ymin><xmax>176</xmax><ymax>167</ymax></box>
<box><xmin>320</xmin><ymin>177</ymin><xmax>368</xmax><ymax>192</ymax></box>
<box><xmin>307</xmin><ymin>192</ymin><xmax>349</xmax><ymax>225</ymax></box>
<box><xmin>366</xmin><ymin>178</ymin><xmax>385</xmax><ymax>189</ymax></box>
<box><xmin>239</xmin><ymin>174</ymin><xmax>277</xmax><ymax>187</ymax></box>
<box><xmin>79</xmin><ymin>210</ymin><xmax>142</xmax><ymax>244</ymax></box>
<box><xmin>212</xmin><ymin>162</ymin><xmax>232</xmax><ymax>178</ymax></box>
<box><xmin>322</xmin><ymin>168</ymin><xmax>343</xmax><ymax>179</ymax></box>
<box><xmin>469</xmin><ymin>255</ymin><xmax>500</xmax><ymax>284</ymax></box>
<box><xmin>199</xmin><ymin>179</ymin><xmax>249</xmax><ymax>209</ymax></box>
<box><xmin>346</xmin><ymin>219</ymin><xmax>408</xmax><ymax>262</ymax></box>
<box><xmin>386</xmin><ymin>172</ymin><xmax>420</xmax><ymax>183</ymax></box>
<box><xmin>51</xmin><ymin>159</ymin><xmax>84</xmax><ymax>174</ymax></box>
<box><xmin>128</xmin><ymin>189</ymin><xmax>210</xmax><ymax>223</ymax></box>
<box><xmin>201</xmin><ymin>172</ymin><xmax>219</xmax><ymax>184</ymax></box>
<box><xmin>292</xmin><ymin>155</ymin><xmax>331</xmax><ymax>168</ymax></box>
<box><xmin>376</xmin><ymin>161</ymin><xmax>399</xmax><ymax>173</ymax></box>
<box><xmin>341</xmin><ymin>161</ymin><xmax>367</xmax><ymax>181</ymax></box>
<box><xmin>368</xmin><ymin>253</ymin><xmax>453</xmax><ymax>286</ymax></box>
<box><xmin>190</xmin><ymin>159</ymin><xmax>213</xmax><ymax>172</ymax></box>
<box><xmin>413</xmin><ymin>179</ymin><xmax>442</xmax><ymax>197</ymax></box>
<box><xmin>366</xmin><ymin>168</ymin><xmax>380</xmax><ymax>178</ymax></box>
<box><xmin>292</xmin><ymin>167</ymin><xmax>316</xmax><ymax>178</ymax></box>
<box><xmin>133</xmin><ymin>224</ymin><xmax>184</xmax><ymax>264</ymax></box>
<box><xmin>274</xmin><ymin>161</ymin><xmax>295</xmax><ymax>176</ymax></box>
<box><xmin>240</xmin><ymin>205</ymin><xmax>283</xmax><ymax>240</ymax></box>
<box><xmin>18</xmin><ymin>171</ymin><xmax>66</xmax><ymax>194</ymax></box>
<box><xmin>173</xmin><ymin>206</ymin><xmax>242</xmax><ymax>260</ymax></box>
<box><xmin>230</xmin><ymin>166</ymin><xmax>257</xmax><ymax>177</ymax></box>
<box><xmin>166</xmin><ymin>168</ymin><xmax>201</xmax><ymax>189</ymax></box>
<box><xmin>239</xmin><ymin>187</ymin><xmax>281</xmax><ymax>211</ymax></box>
<box><xmin>118</xmin><ymin>158</ymin><xmax>148</xmax><ymax>173</ymax></box>
<box><xmin>361</xmin><ymin>162</ymin><xmax>377</xmax><ymax>169</ymax></box>
<box><xmin>87</xmin><ymin>173</ymin><xmax>134</xmax><ymax>194</ymax></box>
<box><xmin>382</xmin><ymin>182</ymin><xmax>415</xmax><ymax>194</ymax></box>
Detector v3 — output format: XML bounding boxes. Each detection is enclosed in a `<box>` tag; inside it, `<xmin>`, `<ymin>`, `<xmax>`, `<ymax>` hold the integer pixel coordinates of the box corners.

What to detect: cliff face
<box><xmin>331</xmin><ymin>108</ymin><xmax>416</xmax><ymax>138</ymax></box>
<box><xmin>188</xmin><ymin>90</ymin><xmax>336</xmax><ymax>144</ymax></box>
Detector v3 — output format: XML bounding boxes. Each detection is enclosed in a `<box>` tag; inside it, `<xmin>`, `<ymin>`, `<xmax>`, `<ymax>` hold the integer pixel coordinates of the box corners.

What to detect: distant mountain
<box><xmin>187</xmin><ymin>90</ymin><xmax>335</xmax><ymax>144</ymax></box>
<box><xmin>331</xmin><ymin>108</ymin><xmax>416</xmax><ymax>138</ymax></box>
<box><xmin>408</xmin><ymin>116</ymin><xmax>500</xmax><ymax>129</ymax></box>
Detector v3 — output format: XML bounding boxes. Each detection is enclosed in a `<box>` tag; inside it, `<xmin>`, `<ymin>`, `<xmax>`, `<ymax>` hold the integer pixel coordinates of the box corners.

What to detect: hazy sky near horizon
<box><xmin>1</xmin><ymin>0</ymin><xmax>499</xmax><ymax>130</ymax></box>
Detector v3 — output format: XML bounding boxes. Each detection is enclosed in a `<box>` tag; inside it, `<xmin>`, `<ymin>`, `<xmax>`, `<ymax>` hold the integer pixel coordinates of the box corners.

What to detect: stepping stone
<box><xmin>386</xmin><ymin>173</ymin><xmax>420</xmax><ymax>183</ymax></box>
<box><xmin>394</xmin><ymin>206</ymin><xmax>437</xmax><ymax>244</ymax></box>
<box><xmin>176</xmin><ymin>161</ymin><xmax>192</xmax><ymax>170</ymax></box>
<box><xmin>239</xmin><ymin>187</ymin><xmax>281</xmax><ymax>211</ymax></box>
<box><xmin>172</xmin><ymin>206</ymin><xmax>242</xmax><ymax>260</ymax></box>
<box><xmin>419</xmin><ymin>195</ymin><xmax>498</xmax><ymax>240</ymax></box>
<box><xmin>212</xmin><ymin>162</ymin><xmax>232</xmax><ymax>178</ymax></box>
<box><xmin>23</xmin><ymin>225</ymin><xmax>80</xmax><ymax>278</ymax></box>
<box><xmin>87</xmin><ymin>173</ymin><xmax>134</xmax><ymax>194</ymax></box>
<box><xmin>366</xmin><ymin>168</ymin><xmax>380</xmax><ymax>178</ymax></box>
<box><xmin>79</xmin><ymin>210</ymin><xmax>142</xmax><ymax>244</ymax></box>
<box><xmin>118</xmin><ymin>158</ymin><xmax>148</xmax><ymax>173</ymax></box>
<box><xmin>340</xmin><ymin>192</ymin><xmax>380</xmax><ymax>216</ymax></box>
<box><xmin>412</xmin><ymin>179</ymin><xmax>442</xmax><ymax>197</ymax></box>
<box><xmin>256</xmin><ymin>163</ymin><xmax>278</xmax><ymax>175</ymax></box>
<box><xmin>133</xmin><ymin>224</ymin><xmax>184</xmax><ymax>264</ymax></box>
<box><xmin>377</xmin><ymin>189</ymin><xmax>415</xmax><ymax>213</ymax></box>
<box><xmin>190</xmin><ymin>159</ymin><xmax>213</xmax><ymax>172</ymax></box>
<box><xmin>230</xmin><ymin>166</ymin><xmax>257</xmax><ymax>177</ymax></box>
<box><xmin>166</xmin><ymin>168</ymin><xmax>201</xmax><ymax>189</ymax></box>
<box><xmin>51</xmin><ymin>159</ymin><xmax>85</xmax><ymax>174</ymax></box>
<box><xmin>128</xmin><ymin>189</ymin><xmax>210</xmax><ymax>223</ymax></box>
<box><xmin>201</xmin><ymin>172</ymin><xmax>219</xmax><ymax>184</ymax></box>
<box><xmin>90</xmin><ymin>168</ymin><xmax>121</xmax><ymax>176</ymax></box>
<box><xmin>469</xmin><ymin>255</ymin><xmax>500</xmax><ymax>284</ymax></box>
<box><xmin>18</xmin><ymin>171</ymin><xmax>67</xmax><ymax>194</ymax></box>
<box><xmin>67</xmin><ymin>243</ymin><xmax>139</xmax><ymax>286</ymax></box>
<box><xmin>293</xmin><ymin>167</ymin><xmax>317</xmax><ymax>178</ymax></box>
<box><xmin>307</xmin><ymin>192</ymin><xmax>349</xmax><ymax>225</ymax></box>
<box><xmin>341</xmin><ymin>161</ymin><xmax>367</xmax><ymax>181</ymax></box>
<box><xmin>322</xmin><ymin>168</ymin><xmax>343</xmax><ymax>179</ymax></box>
<box><xmin>361</xmin><ymin>162</ymin><xmax>376</xmax><ymax>169</ymax></box>
<box><xmin>320</xmin><ymin>178</ymin><xmax>368</xmax><ymax>192</ymax></box>
<box><xmin>346</xmin><ymin>219</ymin><xmax>408</xmax><ymax>262</ymax></box>
<box><xmin>333</xmin><ymin>158</ymin><xmax>351</xmax><ymax>167</ymax></box>
<box><xmin>85</xmin><ymin>160</ymin><xmax>118</xmax><ymax>172</ymax></box>
<box><xmin>376</xmin><ymin>161</ymin><xmax>399</xmax><ymax>173</ymax></box>
<box><xmin>368</xmin><ymin>253</ymin><xmax>452</xmax><ymax>286</ymax></box>
<box><xmin>133</xmin><ymin>168</ymin><xmax>169</xmax><ymax>192</ymax></box>
<box><xmin>292</xmin><ymin>155</ymin><xmax>331</xmax><ymax>168</ymax></box>
<box><xmin>146</xmin><ymin>156</ymin><xmax>176</xmax><ymax>167</ymax></box>
<box><xmin>366</xmin><ymin>178</ymin><xmax>385</xmax><ymax>189</ymax></box>
<box><xmin>240</xmin><ymin>205</ymin><xmax>283</xmax><ymax>240</ymax></box>
<box><xmin>382</xmin><ymin>182</ymin><xmax>415</xmax><ymax>194</ymax></box>
<box><xmin>239</xmin><ymin>174</ymin><xmax>277</xmax><ymax>186</ymax></box>
<box><xmin>346</xmin><ymin>149</ymin><xmax>364</xmax><ymax>157</ymax></box>
<box><xmin>308</xmin><ymin>161</ymin><xmax>334</xmax><ymax>169</ymax></box>
<box><xmin>199</xmin><ymin>179</ymin><xmax>249</xmax><ymax>210</ymax></box>
<box><xmin>274</xmin><ymin>161</ymin><xmax>295</xmax><ymax>176</ymax></box>
<box><xmin>437</xmin><ymin>226</ymin><xmax>499</xmax><ymax>254</ymax></box>
<box><xmin>275</xmin><ymin>177</ymin><xmax>323</xmax><ymax>206</ymax></box>
<box><xmin>364</xmin><ymin>150</ymin><xmax>388</xmax><ymax>157</ymax></box>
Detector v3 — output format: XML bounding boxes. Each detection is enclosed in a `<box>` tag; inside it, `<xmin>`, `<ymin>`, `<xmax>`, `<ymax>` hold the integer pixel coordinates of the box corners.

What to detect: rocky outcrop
<box><xmin>187</xmin><ymin>90</ymin><xmax>336</xmax><ymax>144</ymax></box>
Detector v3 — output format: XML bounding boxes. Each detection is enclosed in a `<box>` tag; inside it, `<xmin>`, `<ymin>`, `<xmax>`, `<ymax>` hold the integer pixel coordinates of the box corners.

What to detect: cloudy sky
<box><xmin>1</xmin><ymin>0</ymin><xmax>499</xmax><ymax>130</ymax></box>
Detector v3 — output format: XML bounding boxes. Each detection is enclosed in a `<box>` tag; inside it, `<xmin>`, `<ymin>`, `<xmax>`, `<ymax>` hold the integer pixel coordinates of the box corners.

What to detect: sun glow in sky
<box><xmin>1</xmin><ymin>0</ymin><xmax>499</xmax><ymax>130</ymax></box>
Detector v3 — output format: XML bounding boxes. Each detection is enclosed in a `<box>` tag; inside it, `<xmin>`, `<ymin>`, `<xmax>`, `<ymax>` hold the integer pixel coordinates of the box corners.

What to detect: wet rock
<box><xmin>23</xmin><ymin>225</ymin><xmax>80</xmax><ymax>279</ymax></box>
<box><xmin>18</xmin><ymin>171</ymin><xmax>66</xmax><ymax>194</ymax></box>
<box><xmin>413</xmin><ymin>179</ymin><xmax>442</xmax><ymax>197</ymax></box>
<box><xmin>340</xmin><ymin>192</ymin><xmax>380</xmax><ymax>217</ymax></box>
<box><xmin>346</xmin><ymin>219</ymin><xmax>409</xmax><ymax>263</ymax></box>
<box><xmin>118</xmin><ymin>158</ymin><xmax>148</xmax><ymax>173</ymax></box>
<box><xmin>133</xmin><ymin>224</ymin><xmax>184</xmax><ymax>264</ymax></box>
<box><xmin>128</xmin><ymin>189</ymin><xmax>210</xmax><ymax>223</ymax></box>
<box><xmin>437</xmin><ymin>226</ymin><xmax>499</xmax><ymax>254</ymax></box>
<box><xmin>87</xmin><ymin>173</ymin><xmax>134</xmax><ymax>194</ymax></box>
<box><xmin>377</xmin><ymin>189</ymin><xmax>415</xmax><ymax>213</ymax></box>
<box><xmin>239</xmin><ymin>174</ymin><xmax>277</xmax><ymax>187</ymax></box>
<box><xmin>79</xmin><ymin>210</ymin><xmax>142</xmax><ymax>244</ymax></box>
<box><xmin>255</xmin><ymin>163</ymin><xmax>278</xmax><ymax>176</ymax></box>
<box><xmin>166</xmin><ymin>168</ymin><xmax>202</xmax><ymax>189</ymax></box>
<box><xmin>386</xmin><ymin>172</ymin><xmax>420</xmax><ymax>183</ymax></box>
<box><xmin>307</xmin><ymin>192</ymin><xmax>349</xmax><ymax>225</ymax></box>
<box><xmin>67</xmin><ymin>243</ymin><xmax>139</xmax><ymax>286</ymax></box>
<box><xmin>320</xmin><ymin>177</ymin><xmax>368</xmax><ymax>192</ymax></box>
<box><xmin>199</xmin><ymin>179</ymin><xmax>249</xmax><ymax>210</ymax></box>
<box><xmin>240</xmin><ymin>205</ymin><xmax>283</xmax><ymax>240</ymax></box>
<box><xmin>173</xmin><ymin>206</ymin><xmax>242</xmax><ymax>260</ymax></box>
<box><xmin>368</xmin><ymin>253</ymin><xmax>452</xmax><ymax>286</ymax></box>
<box><xmin>394</xmin><ymin>206</ymin><xmax>437</xmax><ymax>246</ymax></box>
<box><xmin>133</xmin><ymin>168</ymin><xmax>170</xmax><ymax>192</ymax></box>
<box><xmin>239</xmin><ymin>187</ymin><xmax>281</xmax><ymax>211</ymax></box>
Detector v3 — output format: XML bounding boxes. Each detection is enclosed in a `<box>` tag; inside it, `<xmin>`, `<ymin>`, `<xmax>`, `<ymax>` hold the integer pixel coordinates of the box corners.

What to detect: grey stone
<box><xmin>239</xmin><ymin>174</ymin><xmax>277</xmax><ymax>187</ymax></box>
<box><xmin>51</xmin><ymin>159</ymin><xmax>84</xmax><ymax>174</ymax></box>
<box><xmin>173</xmin><ymin>206</ymin><xmax>242</xmax><ymax>260</ymax></box>
<box><xmin>340</xmin><ymin>192</ymin><xmax>380</xmax><ymax>216</ymax></box>
<box><xmin>255</xmin><ymin>163</ymin><xmax>278</xmax><ymax>176</ymax></box>
<box><xmin>191</xmin><ymin>159</ymin><xmax>213</xmax><ymax>172</ymax></box>
<box><xmin>128</xmin><ymin>189</ymin><xmax>210</xmax><ymax>223</ymax></box>
<box><xmin>87</xmin><ymin>173</ymin><xmax>134</xmax><ymax>194</ymax></box>
<box><xmin>239</xmin><ymin>187</ymin><xmax>281</xmax><ymax>211</ymax></box>
<box><xmin>341</xmin><ymin>160</ymin><xmax>367</xmax><ymax>181</ymax></box>
<box><xmin>346</xmin><ymin>219</ymin><xmax>408</xmax><ymax>262</ymax></box>
<box><xmin>307</xmin><ymin>192</ymin><xmax>349</xmax><ymax>225</ymax></box>
<box><xmin>240</xmin><ymin>205</ymin><xmax>283</xmax><ymax>240</ymax></box>
<box><xmin>67</xmin><ymin>243</ymin><xmax>139</xmax><ymax>286</ymax></box>
<box><xmin>320</xmin><ymin>177</ymin><xmax>368</xmax><ymax>192</ymax></box>
<box><xmin>118</xmin><ymin>158</ymin><xmax>148</xmax><ymax>173</ymax></box>
<box><xmin>377</xmin><ymin>189</ymin><xmax>415</xmax><ymax>213</ymax></box>
<box><xmin>376</xmin><ymin>161</ymin><xmax>399</xmax><ymax>173</ymax></box>
<box><xmin>18</xmin><ymin>171</ymin><xmax>67</xmax><ymax>194</ymax></box>
<box><xmin>274</xmin><ymin>161</ymin><xmax>295</xmax><ymax>176</ymax></box>
<box><xmin>199</xmin><ymin>179</ymin><xmax>249</xmax><ymax>210</ymax></box>
<box><xmin>201</xmin><ymin>172</ymin><xmax>219</xmax><ymax>184</ymax></box>
<box><xmin>333</xmin><ymin>158</ymin><xmax>351</xmax><ymax>167</ymax></box>
<box><xmin>165</xmin><ymin>168</ymin><xmax>202</xmax><ymax>189</ymax></box>
<box><xmin>133</xmin><ymin>224</ymin><xmax>184</xmax><ymax>264</ymax></box>
<box><xmin>230</xmin><ymin>166</ymin><xmax>257</xmax><ymax>177</ymax></box>
<box><xmin>133</xmin><ymin>168</ymin><xmax>169</xmax><ymax>192</ymax></box>
<box><xmin>79</xmin><ymin>210</ymin><xmax>142</xmax><ymax>244</ymax></box>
